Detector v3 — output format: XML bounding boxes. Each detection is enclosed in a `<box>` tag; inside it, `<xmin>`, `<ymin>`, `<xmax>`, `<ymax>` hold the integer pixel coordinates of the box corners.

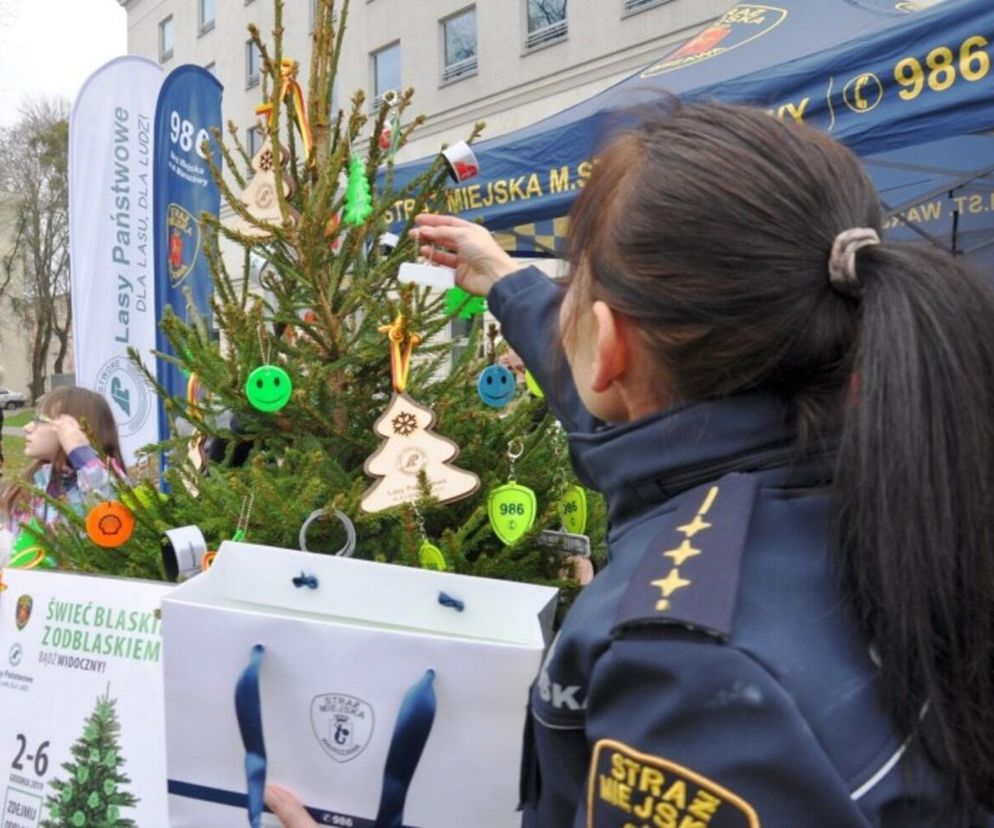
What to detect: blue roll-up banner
<box><xmin>153</xmin><ymin>65</ymin><xmax>223</xmax><ymax>450</ymax></box>
<box><xmin>388</xmin><ymin>0</ymin><xmax>994</xmax><ymax>233</ymax></box>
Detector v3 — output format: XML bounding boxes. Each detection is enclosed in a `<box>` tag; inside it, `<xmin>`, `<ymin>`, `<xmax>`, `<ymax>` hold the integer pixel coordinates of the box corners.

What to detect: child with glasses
<box><xmin>0</xmin><ymin>387</ymin><xmax>126</xmax><ymax>555</ymax></box>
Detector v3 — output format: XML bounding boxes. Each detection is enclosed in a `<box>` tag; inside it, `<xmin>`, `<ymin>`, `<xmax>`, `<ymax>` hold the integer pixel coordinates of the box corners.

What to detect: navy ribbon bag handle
<box><xmin>235</xmin><ymin>645</ymin><xmax>437</xmax><ymax>828</ymax></box>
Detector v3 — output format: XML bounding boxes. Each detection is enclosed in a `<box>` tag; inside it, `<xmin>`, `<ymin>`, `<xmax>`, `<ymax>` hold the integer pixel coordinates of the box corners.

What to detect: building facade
<box><xmin>118</xmin><ymin>0</ymin><xmax>726</xmax><ymax>165</ymax></box>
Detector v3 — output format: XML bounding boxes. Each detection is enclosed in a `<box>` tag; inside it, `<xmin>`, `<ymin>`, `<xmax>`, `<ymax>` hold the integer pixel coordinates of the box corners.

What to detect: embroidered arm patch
<box><xmin>586</xmin><ymin>739</ymin><xmax>760</xmax><ymax>828</ymax></box>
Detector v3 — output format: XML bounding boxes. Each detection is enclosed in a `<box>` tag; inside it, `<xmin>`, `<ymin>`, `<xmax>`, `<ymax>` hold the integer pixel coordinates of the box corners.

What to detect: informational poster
<box><xmin>0</xmin><ymin>569</ymin><xmax>171</xmax><ymax>827</ymax></box>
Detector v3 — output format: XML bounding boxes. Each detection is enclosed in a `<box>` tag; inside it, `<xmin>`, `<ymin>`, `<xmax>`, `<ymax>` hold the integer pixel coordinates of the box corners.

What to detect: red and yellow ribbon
<box><xmin>187</xmin><ymin>373</ymin><xmax>211</xmax><ymax>418</ymax></box>
<box><xmin>379</xmin><ymin>315</ymin><xmax>422</xmax><ymax>393</ymax></box>
<box><xmin>255</xmin><ymin>58</ymin><xmax>313</xmax><ymax>162</ymax></box>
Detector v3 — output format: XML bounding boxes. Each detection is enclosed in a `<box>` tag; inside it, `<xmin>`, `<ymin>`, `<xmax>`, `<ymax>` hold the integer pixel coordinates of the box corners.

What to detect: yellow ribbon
<box><xmin>379</xmin><ymin>315</ymin><xmax>422</xmax><ymax>394</ymax></box>
<box><xmin>254</xmin><ymin>58</ymin><xmax>314</xmax><ymax>161</ymax></box>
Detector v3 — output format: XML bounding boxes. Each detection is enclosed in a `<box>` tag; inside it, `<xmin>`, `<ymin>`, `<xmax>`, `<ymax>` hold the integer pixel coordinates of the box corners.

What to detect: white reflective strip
<box><xmin>531</xmin><ymin>709</ymin><xmax>586</xmax><ymax>731</ymax></box>
<box><xmin>850</xmin><ymin>736</ymin><xmax>911</xmax><ymax>801</ymax></box>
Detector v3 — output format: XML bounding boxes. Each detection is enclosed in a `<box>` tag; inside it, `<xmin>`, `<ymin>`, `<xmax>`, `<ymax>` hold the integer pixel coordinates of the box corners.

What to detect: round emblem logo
<box><xmin>96</xmin><ymin>356</ymin><xmax>152</xmax><ymax>438</ymax></box>
<box><xmin>311</xmin><ymin>694</ymin><xmax>375</xmax><ymax>763</ymax></box>
<box><xmin>397</xmin><ymin>447</ymin><xmax>427</xmax><ymax>476</ymax></box>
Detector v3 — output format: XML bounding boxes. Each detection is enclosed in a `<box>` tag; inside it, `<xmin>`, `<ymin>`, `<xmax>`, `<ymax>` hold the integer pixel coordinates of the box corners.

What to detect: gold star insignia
<box><xmin>663</xmin><ymin>539</ymin><xmax>701</xmax><ymax>567</ymax></box>
<box><xmin>651</xmin><ymin>569</ymin><xmax>692</xmax><ymax>612</ymax></box>
<box><xmin>677</xmin><ymin>514</ymin><xmax>712</xmax><ymax>538</ymax></box>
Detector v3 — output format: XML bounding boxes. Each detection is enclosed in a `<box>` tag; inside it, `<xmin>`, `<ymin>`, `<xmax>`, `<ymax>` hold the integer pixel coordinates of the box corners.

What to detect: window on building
<box><xmin>159</xmin><ymin>16</ymin><xmax>174</xmax><ymax>63</ymax></box>
<box><xmin>525</xmin><ymin>0</ymin><xmax>567</xmax><ymax>50</ymax></box>
<box><xmin>623</xmin><ymin>0</ymin><xmax>670</xmax><ymax>13</ymax></box>
<box><xmin>247</xmin><ymin>40</ymin><xmax>261</xmax><ymax>87</ymax></box>
<box><xmin>247</xmin><ymin>125</ymin><xmax>264</xmax><ymax>158</ymax></box>
<box><xmin>442</xmin><ymin>8</ymin><xmax>478</xmax><ymax>84</ymax></box>
<box><xmin>199</xmin><ymin>0</ymin><xmax>215</xmax><ymax>34</ymax></box>
<box><xmin>372</xmin><ymin>42</ymin><xmax>401</xmax><ymax>109</ymax></box>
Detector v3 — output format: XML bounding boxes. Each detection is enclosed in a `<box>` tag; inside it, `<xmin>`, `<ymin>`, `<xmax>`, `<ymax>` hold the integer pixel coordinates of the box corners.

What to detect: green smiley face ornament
<box><xmin>245</xmin><ymin>364</ymin><xmax>292</xmax><ymax>412</ymax></box>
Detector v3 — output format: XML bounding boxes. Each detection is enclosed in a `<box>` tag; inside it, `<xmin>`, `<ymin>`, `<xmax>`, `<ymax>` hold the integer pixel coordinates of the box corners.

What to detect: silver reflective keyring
<box><xmin>298</xmin><ymin>508</ymin><xmax>357</xmax><ymax>557</ymax></box>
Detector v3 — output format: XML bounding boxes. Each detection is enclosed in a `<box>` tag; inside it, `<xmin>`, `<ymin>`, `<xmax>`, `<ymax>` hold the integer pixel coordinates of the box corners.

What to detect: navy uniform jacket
<box><xmin>488</xmin><ymin>268</ymin><xmax>991</xmax><ymax>828</ymax></box>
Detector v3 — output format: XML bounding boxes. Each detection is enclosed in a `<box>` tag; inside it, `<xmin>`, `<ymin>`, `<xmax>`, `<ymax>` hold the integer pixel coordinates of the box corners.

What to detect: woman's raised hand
<box><xmin>412</xmin><ymin>214</ymin><xmax>518</xmax><ymax>297</ymax></box>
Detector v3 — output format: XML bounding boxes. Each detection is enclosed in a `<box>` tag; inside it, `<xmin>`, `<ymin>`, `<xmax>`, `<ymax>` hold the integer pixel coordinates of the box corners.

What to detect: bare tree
<box><xmin>0</xmin><ymin>98</ymin><xmax>70</xmax><ymax>402</ymax></box>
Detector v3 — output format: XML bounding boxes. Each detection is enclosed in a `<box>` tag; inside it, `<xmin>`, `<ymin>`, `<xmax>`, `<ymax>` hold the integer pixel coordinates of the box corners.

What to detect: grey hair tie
<box><xmin>828</xmin><ymin>227</ymin><xmax>880</xmax><ymax>297</ymax></box>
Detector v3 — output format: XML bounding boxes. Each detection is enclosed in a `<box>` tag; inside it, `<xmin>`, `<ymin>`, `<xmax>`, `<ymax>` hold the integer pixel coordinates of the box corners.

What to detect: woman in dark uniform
<box><xmin>270</xmin><ymin>102</ymin><xmax>994</xmax><ymax>826</ymax></box>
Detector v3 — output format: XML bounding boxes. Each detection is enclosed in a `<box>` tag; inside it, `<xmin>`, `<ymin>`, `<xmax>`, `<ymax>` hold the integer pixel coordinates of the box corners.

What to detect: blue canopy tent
<box><xmin>868</xmin><ymin>134</ymin><xmax>994</xmax><ymax>256</ymax></box>
<box><xmin>388</xmin><ymin>0</ymin><xmax>994</xmax><ymax>261</ymax></box>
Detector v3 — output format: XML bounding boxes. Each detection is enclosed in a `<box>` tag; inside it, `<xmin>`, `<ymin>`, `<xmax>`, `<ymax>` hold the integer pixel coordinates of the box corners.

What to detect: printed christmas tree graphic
<box><xmin>42</xmin><ymin>691</ymin><xmax>139</xmax><ymax>828</ymax></box>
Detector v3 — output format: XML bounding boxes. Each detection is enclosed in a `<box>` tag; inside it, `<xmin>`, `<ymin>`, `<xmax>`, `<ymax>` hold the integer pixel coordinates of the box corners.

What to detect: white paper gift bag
<box><xmin>161</xmin><ymin>540</ymin><xmax>557</xmax><ymax>827</ymax></box>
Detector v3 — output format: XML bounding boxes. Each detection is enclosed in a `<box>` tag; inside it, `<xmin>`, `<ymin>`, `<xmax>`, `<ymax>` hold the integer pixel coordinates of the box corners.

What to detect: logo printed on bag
<box><xmin>311</xmin><ymin>693</ymin><xmax>375</xmax><ymax>763</ymax></box>
<box><xmin>15</xmin><ymin>595</ymin><xmax>32</xmax><ymax>631</ymax></box>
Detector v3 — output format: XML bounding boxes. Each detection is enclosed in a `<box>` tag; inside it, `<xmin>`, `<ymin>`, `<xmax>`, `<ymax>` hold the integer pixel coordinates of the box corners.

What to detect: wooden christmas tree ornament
<box><xmin>361</xmin><ymin>316</ymin><xmax>479</xmax><ymax>513</ymax></box>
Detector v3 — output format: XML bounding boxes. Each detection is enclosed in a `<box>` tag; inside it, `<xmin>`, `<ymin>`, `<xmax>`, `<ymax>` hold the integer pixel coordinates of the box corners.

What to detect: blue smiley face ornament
<box><xmin>245</xmin><ymin>364</ymin><xmax>292</xmax><ymax>412</ymax></box>
<box><xmin>477</xmin><ymin>364</ymin><xmax>516</xmax><ymax>408</ymax></box>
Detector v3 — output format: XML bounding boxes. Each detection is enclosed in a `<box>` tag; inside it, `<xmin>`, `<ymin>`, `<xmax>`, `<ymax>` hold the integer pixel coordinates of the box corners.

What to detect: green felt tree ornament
<box><xmin>343</xmin><ymin>152</ymin><xmax>373</xmax><ymax>226</ymax></box>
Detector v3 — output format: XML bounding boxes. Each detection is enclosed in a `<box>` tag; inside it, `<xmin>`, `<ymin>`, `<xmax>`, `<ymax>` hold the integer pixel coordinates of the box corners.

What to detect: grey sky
<box><xmin>0</xmin><ymin>0</ymin><xmax>127</xmax><ymax>127</ymax></box>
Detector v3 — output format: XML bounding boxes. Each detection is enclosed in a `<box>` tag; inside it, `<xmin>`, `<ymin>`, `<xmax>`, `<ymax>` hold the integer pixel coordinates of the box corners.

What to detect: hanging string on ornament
<box><xmin>398</xmin><ymin>231</ymin><xmax>456</xmax><ymax>290</ymax></box>
<box><xmin>232</xmin><ymin>493</ymin><xmax>255</xmax><ymax>543</ymax></box>
<box><xmin>412</xmin><ymin>502</ymin><xmax>447</xmax><ymax>571</ymax></box>
<box><xmin>487</xmin><ymin>439</ymin><xmax>537</xmax><ymax>545</ymax></box>
<box><xmin>246</xmin><ymin>323</ymin><xmax>293</xmax><ymax>412</ymax></box>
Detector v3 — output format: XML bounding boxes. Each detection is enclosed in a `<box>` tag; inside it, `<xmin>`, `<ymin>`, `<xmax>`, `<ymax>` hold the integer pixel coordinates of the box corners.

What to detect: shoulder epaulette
<box><xmin>613</xmin><ymin>472</ymin><xmax>759</xmax><ymax>641</ymax></box>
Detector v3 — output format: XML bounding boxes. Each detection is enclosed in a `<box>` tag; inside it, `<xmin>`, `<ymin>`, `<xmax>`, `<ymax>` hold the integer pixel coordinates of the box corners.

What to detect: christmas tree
<box><xmin>41</xmin><ymin>691</ymin><xmax>139</xmax><ymax>828</ymax></box>
<box><xmin>39</xmin><ymin>0</ymin><xmax>604</xmax><ymax>603</ymax></box>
